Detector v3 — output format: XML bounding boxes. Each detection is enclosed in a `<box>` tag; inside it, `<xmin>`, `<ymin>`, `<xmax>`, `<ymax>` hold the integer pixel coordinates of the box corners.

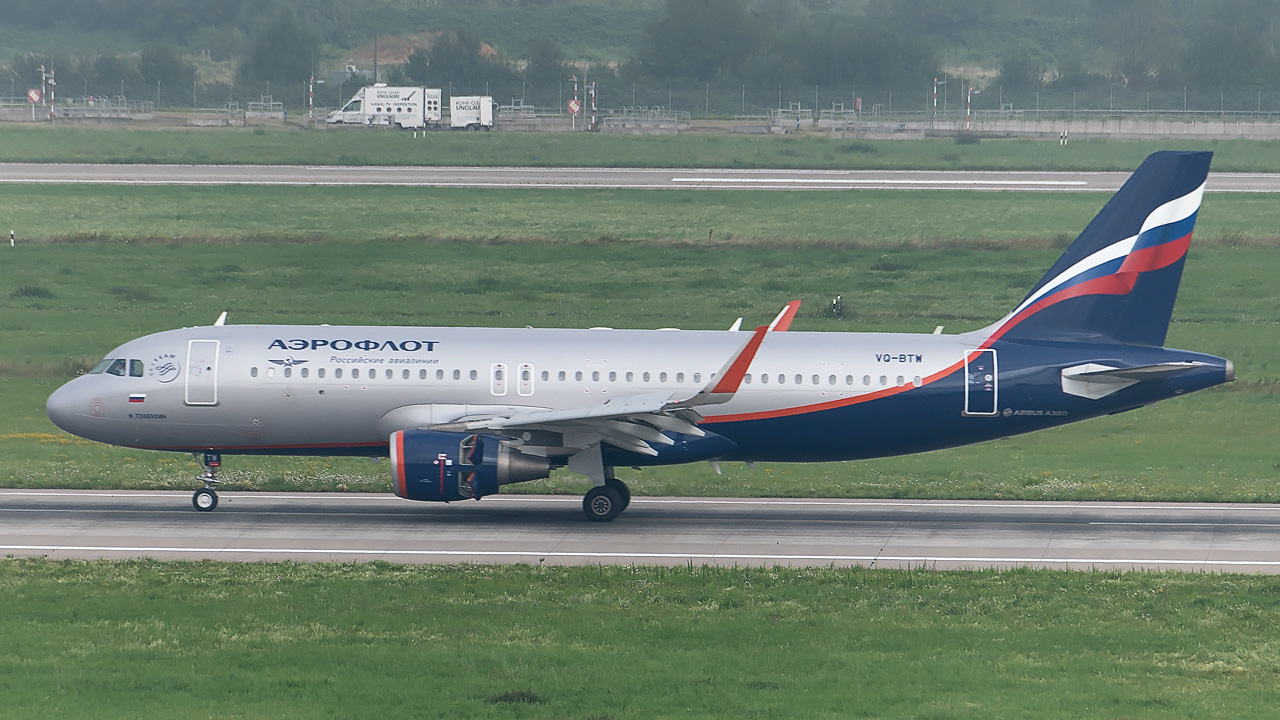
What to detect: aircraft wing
<box><xmin>431</xmin><ymin>325</ymin><xmax>769</xmax><ymax>456</ymax></box>
<box><xmin>1061</xmin><ymin>361</ymin><xmax>1209</xmax><ymax>400</ymax></box>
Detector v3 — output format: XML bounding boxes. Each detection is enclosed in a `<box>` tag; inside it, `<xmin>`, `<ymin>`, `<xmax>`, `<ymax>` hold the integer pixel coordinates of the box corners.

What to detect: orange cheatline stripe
<box><xmin>704</xmin><ymin>359</ymin><xmax>966</xmax><ymax>424</ymax></box>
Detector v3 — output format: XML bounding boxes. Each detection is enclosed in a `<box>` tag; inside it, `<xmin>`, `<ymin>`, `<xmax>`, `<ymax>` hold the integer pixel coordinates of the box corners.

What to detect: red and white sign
<box><xmin>26</xmin><ymin>88</ymin><xmax>41</xmax><ymax>104</ymax></box>
<box><xmin>567</xmin><ymin>98</ymin><xmax>581</xmax><ymax>115</ymax></box>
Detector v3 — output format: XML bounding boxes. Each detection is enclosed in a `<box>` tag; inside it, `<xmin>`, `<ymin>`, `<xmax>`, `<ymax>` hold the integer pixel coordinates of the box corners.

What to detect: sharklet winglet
<box><xmin>769</xmin><ymin>300</ymin><xmax>802</xmax><ymax>331</ymax></box>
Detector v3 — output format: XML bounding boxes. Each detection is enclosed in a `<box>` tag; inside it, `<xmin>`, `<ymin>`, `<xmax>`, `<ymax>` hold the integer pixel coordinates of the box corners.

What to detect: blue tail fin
<box><xmin>983</xmin><ymin>150</ymin><xmax>1211</xmax><ymax>347</ymax></box>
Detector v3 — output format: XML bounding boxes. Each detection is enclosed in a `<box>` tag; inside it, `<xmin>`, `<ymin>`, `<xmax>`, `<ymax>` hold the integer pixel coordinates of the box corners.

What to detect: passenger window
<box><xmin>879</xmin><ymin>375</ymin><xmax>887</xmax><ymax>386</ymax></box>
<box><xmin>659</xmin><ymin>372</ymin><xmax>668</xmax><ymax>382</ymax></box>
<box><xmin>318</xmin><ymin>368</ymin><xmax>325</xmax><ymax>378</ymax></box>
<box><xmin>897</xmin><ymin>375</ymin><xmax>905</xmax><ymax>386</ymax></box>
<box><xmin>453</xmin><ymin>370</ymin><xmax>461</xmax><ymax>380</ymax></box>
<box><xmin>250</xmin><ymin>367</ymin><xmax>258</xmax><ymax>378</ymax></box>
<box><xmin>469</xmin><ymin>370</ymin><xmax>477</xmax><ymax>380</ymax></box>
<box><xmin>129</xmin><ymin>360</ymin><xmax>144</xmax><ymax>377</ymax></box>
<box><xmin>608</xmin><ymin>371</ymin><xmax>616</xmax><ymax>382</ymax></box>
<box><xmin>795</xmin><ymin>374</ymin><xmax>803</xmax><ymax>385</ymax></box>
<box><xmin>335</xmin><ymin>368</ymin><xmax>343</xmax><ymax>379</ymax></box>
<box><xmin>778</xmin><ymin>374</ymin><xmax>786</xmax><ymax>384</ymax></box>
<box><xmin>352</xmin><ymin>369</ymin><xmax>360</xmax><ymax>379</ymax></box>
<box><xmin>676</xmin><ymin>372</ymin><xmax>685</xmax><ymax>382</ymax></box>
<box><xmin>693</xmin><ymin>373</ymin><xmax>701</xmax><ymax>383</ymax></box>
<box><xmin>760</xmin><ymin>374</ymin><xmax>768</xmax><ymax>384</ymax></box>
<box><xmin>812</xmin><ymin>375</ymin><xmax>819</xmax><ymax>385</ymax></box>
<box><xmin>626</xmin><ymin>371</ymin><xmax>634</xmax><ymax>382</ymax></box>
<box><xmin>575</xmin><ymin>371</ymin><xmax>583</xmax><ymax>381</ymax></box>
<box><xmin>418</xmin><ymin>369</ymin><xmax>426</xmax><ymax>379</ymax></box>
<box><xmin>863</xmin><ymin>375</ymin><xmax>871</xmax><ymax>385</ymax></box>
<box><xmin>558</xmin><ymin>371</ymin><xmax>566</xmax><ymax>381</ymax></box>
<box><xmin>541</xmin><ymin>371</ymin><xmax>549</xmax><ymax>381</ymax></box>
<box><xmin>301</xmin><ymin>368</ymin><xmax>309</xmax><ymax>378</ymax></box>
<box><xmin>267</xmin><ymin>367</ymin><xmax>275</xmax><ymax>378</ymax></box>
<box><xmin>643</xmin><ymin>372</ymin><xmax>650</xmax><ymax>382</ymax></box>
<box><xmin>284</xmin><ymin>367</ymin><xmax>292</xmax><ymax>378</ymax></box>
<box><xmin>105</xmin><ymin>359</ymin><xmax>127</xmax><ymax>376</ymax></box>
<box><xmin>436</xmin><ymin>369</ymin><xmax>443</xmax><ymax>380</ymax></box>
<box><xmin>744</xmin><ymin>374</ymin><xmax>752</xmax><ymax>384</ymax></box>
<box><xmin>828</xmin><ymin>375</ymin><xmax>836</xmax><ymax>385</ymax></box>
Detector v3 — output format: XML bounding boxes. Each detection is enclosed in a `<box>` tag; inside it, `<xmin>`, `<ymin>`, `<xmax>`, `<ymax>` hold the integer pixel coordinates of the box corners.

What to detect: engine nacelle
<box><xmin>390</xmin><ymin>429</ymin><xmax>550</xmax><ymax>502</ymax></box>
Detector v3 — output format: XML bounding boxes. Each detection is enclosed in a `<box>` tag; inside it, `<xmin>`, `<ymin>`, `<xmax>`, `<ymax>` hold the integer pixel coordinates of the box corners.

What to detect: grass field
<box><xmin>2</xmin><ymin>186</ymin><xmax>1277</xmax><ymax>501</ymax></box>
<box><xmin>3</xmin><ymin>559</ymin><xmax>1280</xmax><ymax>719</ymax></box>
<box><xmin>3</xmin><ymin>156</ymin><xmax>1279</xmax><ymax>717</ymax></box>
<box><xmin>7</xmin><ymin>124</ymin><xmax>1280</xmax><ymax>171</ymax></box>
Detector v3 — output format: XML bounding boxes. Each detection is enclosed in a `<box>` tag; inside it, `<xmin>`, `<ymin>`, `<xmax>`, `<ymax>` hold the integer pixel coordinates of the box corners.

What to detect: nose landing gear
<box><xmin>192</xmin><ymin>452</ymin><xmax>221</xmax><ymax>511</ymax></box>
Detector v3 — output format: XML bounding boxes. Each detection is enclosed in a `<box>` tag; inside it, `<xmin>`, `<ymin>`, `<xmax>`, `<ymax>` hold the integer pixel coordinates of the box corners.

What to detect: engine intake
<box><xmin>390</xmin><ymin>429</ymin><xmax>550</xmax><ymax>502</ymax></box>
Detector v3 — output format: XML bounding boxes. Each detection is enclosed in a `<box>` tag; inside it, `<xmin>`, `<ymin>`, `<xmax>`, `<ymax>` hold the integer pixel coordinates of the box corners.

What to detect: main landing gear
<box><xmin>582</xmin><ymin>476</ymin><xmax>631</xmax><ymax>522</ymax></box>
<box><xmin>192</xmin><ymin>452</ymin><xmax>221</xmax><ymax>512</ymax></box>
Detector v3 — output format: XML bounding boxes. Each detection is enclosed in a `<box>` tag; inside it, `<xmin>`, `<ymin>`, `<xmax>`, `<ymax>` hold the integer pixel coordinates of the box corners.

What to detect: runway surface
<box><xmin>5</xmin><ymin>490</ymin><xmax>1280</xmax><ymax>572</ymax></box>
<box><xmin>2</xmin><ymin>163</ymin><xmax>1280</xmax><ymax>191</ymax></box>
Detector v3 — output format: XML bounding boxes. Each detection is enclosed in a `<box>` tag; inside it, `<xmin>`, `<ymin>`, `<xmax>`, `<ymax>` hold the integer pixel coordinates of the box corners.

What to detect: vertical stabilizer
<box><xmin>982</xmin><ymin>151</ymin><xmax>1211</xmax><ymax>346</ymax></box>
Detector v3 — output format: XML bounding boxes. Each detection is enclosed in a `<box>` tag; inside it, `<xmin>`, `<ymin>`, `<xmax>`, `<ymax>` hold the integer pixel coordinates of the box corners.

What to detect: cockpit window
<box><xmin>104</xmin><ymin>359</ymin><xmax>128</xmax><ymax>376</ymax></box>
<box><xmin>89</xmin><ymin>358</ymin><xmax>114</xmax><ymax>374</ymax></box>
<box><xmin>129</xmin><ymin>360</ymin><xmax>144</xmax><ymax>377</ymax></box>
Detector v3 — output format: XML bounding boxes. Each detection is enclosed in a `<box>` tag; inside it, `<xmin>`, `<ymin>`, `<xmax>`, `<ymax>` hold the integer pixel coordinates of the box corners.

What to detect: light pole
<box><xmin>932</xmin><ymin>77</ymin><xmax>946</xmax><ymax>128</ymax></box>
<box><xmin>965</xmin><ymin>86</ymin><xmax>980</xmax><ymax>133</ymax></box>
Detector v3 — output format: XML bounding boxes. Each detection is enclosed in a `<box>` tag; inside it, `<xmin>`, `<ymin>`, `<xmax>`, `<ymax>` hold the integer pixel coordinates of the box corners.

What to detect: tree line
<box><xmin>5</xmin><ymin>0</ymin><xmax>1280</xmax><ymax>104</ymax></box>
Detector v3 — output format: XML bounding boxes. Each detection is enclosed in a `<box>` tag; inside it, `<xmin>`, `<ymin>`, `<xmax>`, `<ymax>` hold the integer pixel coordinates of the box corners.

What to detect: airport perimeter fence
<box><xmin>13</xmin><ymin>79</ymin><xmax>1280</xmax><ymax>130</ymax></box>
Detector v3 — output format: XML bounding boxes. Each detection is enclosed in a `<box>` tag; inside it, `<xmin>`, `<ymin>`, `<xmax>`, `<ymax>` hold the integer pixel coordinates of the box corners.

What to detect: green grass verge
<box><xmin>6</xmin><ymin>125</ymin><xmax>1280</xmax><ymax>170</ymax></box>
<box><xmin>3</xmin><ymin>559</ymin><xmax>1280</xmax><ymax>719</ymax></box>
<box><xmin>4</xmin><ymin>184</ymin><xmax>1280</xmax><ymax>246</ymax></box>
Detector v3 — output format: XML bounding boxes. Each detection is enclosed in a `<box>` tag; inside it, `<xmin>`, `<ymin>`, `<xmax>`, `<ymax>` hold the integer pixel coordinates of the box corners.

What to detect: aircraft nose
<box><xmin>46</xmin><ymin>380</ymin><xmax>87</xmax><ymax>435</ymax></box>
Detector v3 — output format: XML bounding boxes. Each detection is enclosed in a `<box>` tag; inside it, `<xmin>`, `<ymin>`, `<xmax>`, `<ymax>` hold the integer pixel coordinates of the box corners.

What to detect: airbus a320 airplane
<box><xmin>47</xmin><ymin>151</ymin><xmax>1233</xmax><ymax>521</ymax></box>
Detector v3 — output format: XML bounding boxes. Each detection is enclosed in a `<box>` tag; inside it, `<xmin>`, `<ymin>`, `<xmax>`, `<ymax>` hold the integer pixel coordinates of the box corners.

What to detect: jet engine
<box><xmin>390</xmin><ymin>429</ymin><xmax>551</xmax><ymax>502</ymax></box>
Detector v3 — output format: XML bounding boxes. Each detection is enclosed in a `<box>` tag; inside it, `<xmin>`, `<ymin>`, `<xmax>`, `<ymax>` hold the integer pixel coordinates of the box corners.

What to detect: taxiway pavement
<box><xmin>1</xmin><ymin>163</ymin><xmax>1279</xmax><ymax>191</ymax></box>
<box><xmin>4</xmin><ymin>490</ymin><xmax>1280</xmax><ymax>572</ymax></box>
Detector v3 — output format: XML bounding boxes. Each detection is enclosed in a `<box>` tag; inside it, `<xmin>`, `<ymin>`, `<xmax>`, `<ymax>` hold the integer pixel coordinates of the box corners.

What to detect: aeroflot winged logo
<box><xmin>267</xmin><ymin>339</ymin><xmax>439</xmax><ymax>352</ymax></box>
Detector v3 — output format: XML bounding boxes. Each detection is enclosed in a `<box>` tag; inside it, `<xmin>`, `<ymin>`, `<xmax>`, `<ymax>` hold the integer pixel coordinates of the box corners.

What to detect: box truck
<box><xmin>449</xmin><ymin>96</ymin><xmax>495</xmax><ymax>130</ymax></box>
<box><xmin>327</xmin><ymin>85</ymin><xmax>442</xmax><ymax>129</ymax></box>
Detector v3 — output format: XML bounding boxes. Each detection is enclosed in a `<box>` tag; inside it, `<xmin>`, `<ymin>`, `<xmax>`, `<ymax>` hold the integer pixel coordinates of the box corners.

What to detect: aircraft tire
<box><xmin>605</xmin><ymin>477</ymin><xmax>631</xmax><ymax>511</ymax></box>
<box><xmin>583</xmin><ymin>485</ymin><xmax>624</xmax><ymax>522</ymax></box>
<box><xmin>192</xmin><ymin>488</ymin><xmax>218</xmax><ymax>512</ymax></box>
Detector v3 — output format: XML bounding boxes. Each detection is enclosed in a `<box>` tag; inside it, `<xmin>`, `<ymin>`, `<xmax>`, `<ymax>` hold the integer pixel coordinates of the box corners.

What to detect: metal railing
<box><xmin>496</xmin><ymin>100</ymin><xmax>564</xmax><ymax>118</ymax></box>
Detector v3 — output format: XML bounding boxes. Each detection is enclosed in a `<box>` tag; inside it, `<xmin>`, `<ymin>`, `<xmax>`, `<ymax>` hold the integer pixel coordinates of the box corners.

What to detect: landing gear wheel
<box><xmin>583</xmin><ymin>485</ymin><xmax>624</xmax><ymax>522</ymax></box>
<box><xmin>193</xmin><ymin>487</ymin><xmax>218</xmax><ymax>512</ymax></box>
<box><xmin>605</xmin><ymin>477</ymin><xmax>631</xmax><ymax>511</ymax></box>
<box><xmin>192</xmin><ymin>452</ymin><xmax>222</xmax><ymax>512</ymax></box>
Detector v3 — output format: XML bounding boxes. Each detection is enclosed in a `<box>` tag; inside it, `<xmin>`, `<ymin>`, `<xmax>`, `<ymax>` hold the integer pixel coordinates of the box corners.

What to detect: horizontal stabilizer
<box><xmin>1061</xmin><ymin>361</ymin><xmax>1208</xmax><ymax>400</ymax></box>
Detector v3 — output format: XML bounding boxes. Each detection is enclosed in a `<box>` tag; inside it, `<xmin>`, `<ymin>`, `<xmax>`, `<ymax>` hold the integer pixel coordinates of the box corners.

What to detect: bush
<box><xmin>11</xmin><ymin>285</ymin><xmax>54</xmax><ymax>299</ymax></box>
<box><xmin>954</xmin><ymin>133</ymin><xmax>981</xmax><ymax>145</ymax></box>
<box><xmin>838</xmin><ymin>141</ymin><xmax>878</xmax><ymax>155</ymax></box>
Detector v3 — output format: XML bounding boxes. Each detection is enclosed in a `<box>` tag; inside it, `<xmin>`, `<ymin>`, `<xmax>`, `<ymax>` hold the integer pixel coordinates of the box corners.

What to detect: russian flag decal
<box><xmin>128</xmin><ymin>393</ymin><xmax>146</xmax><ymax>403</ymax></box>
